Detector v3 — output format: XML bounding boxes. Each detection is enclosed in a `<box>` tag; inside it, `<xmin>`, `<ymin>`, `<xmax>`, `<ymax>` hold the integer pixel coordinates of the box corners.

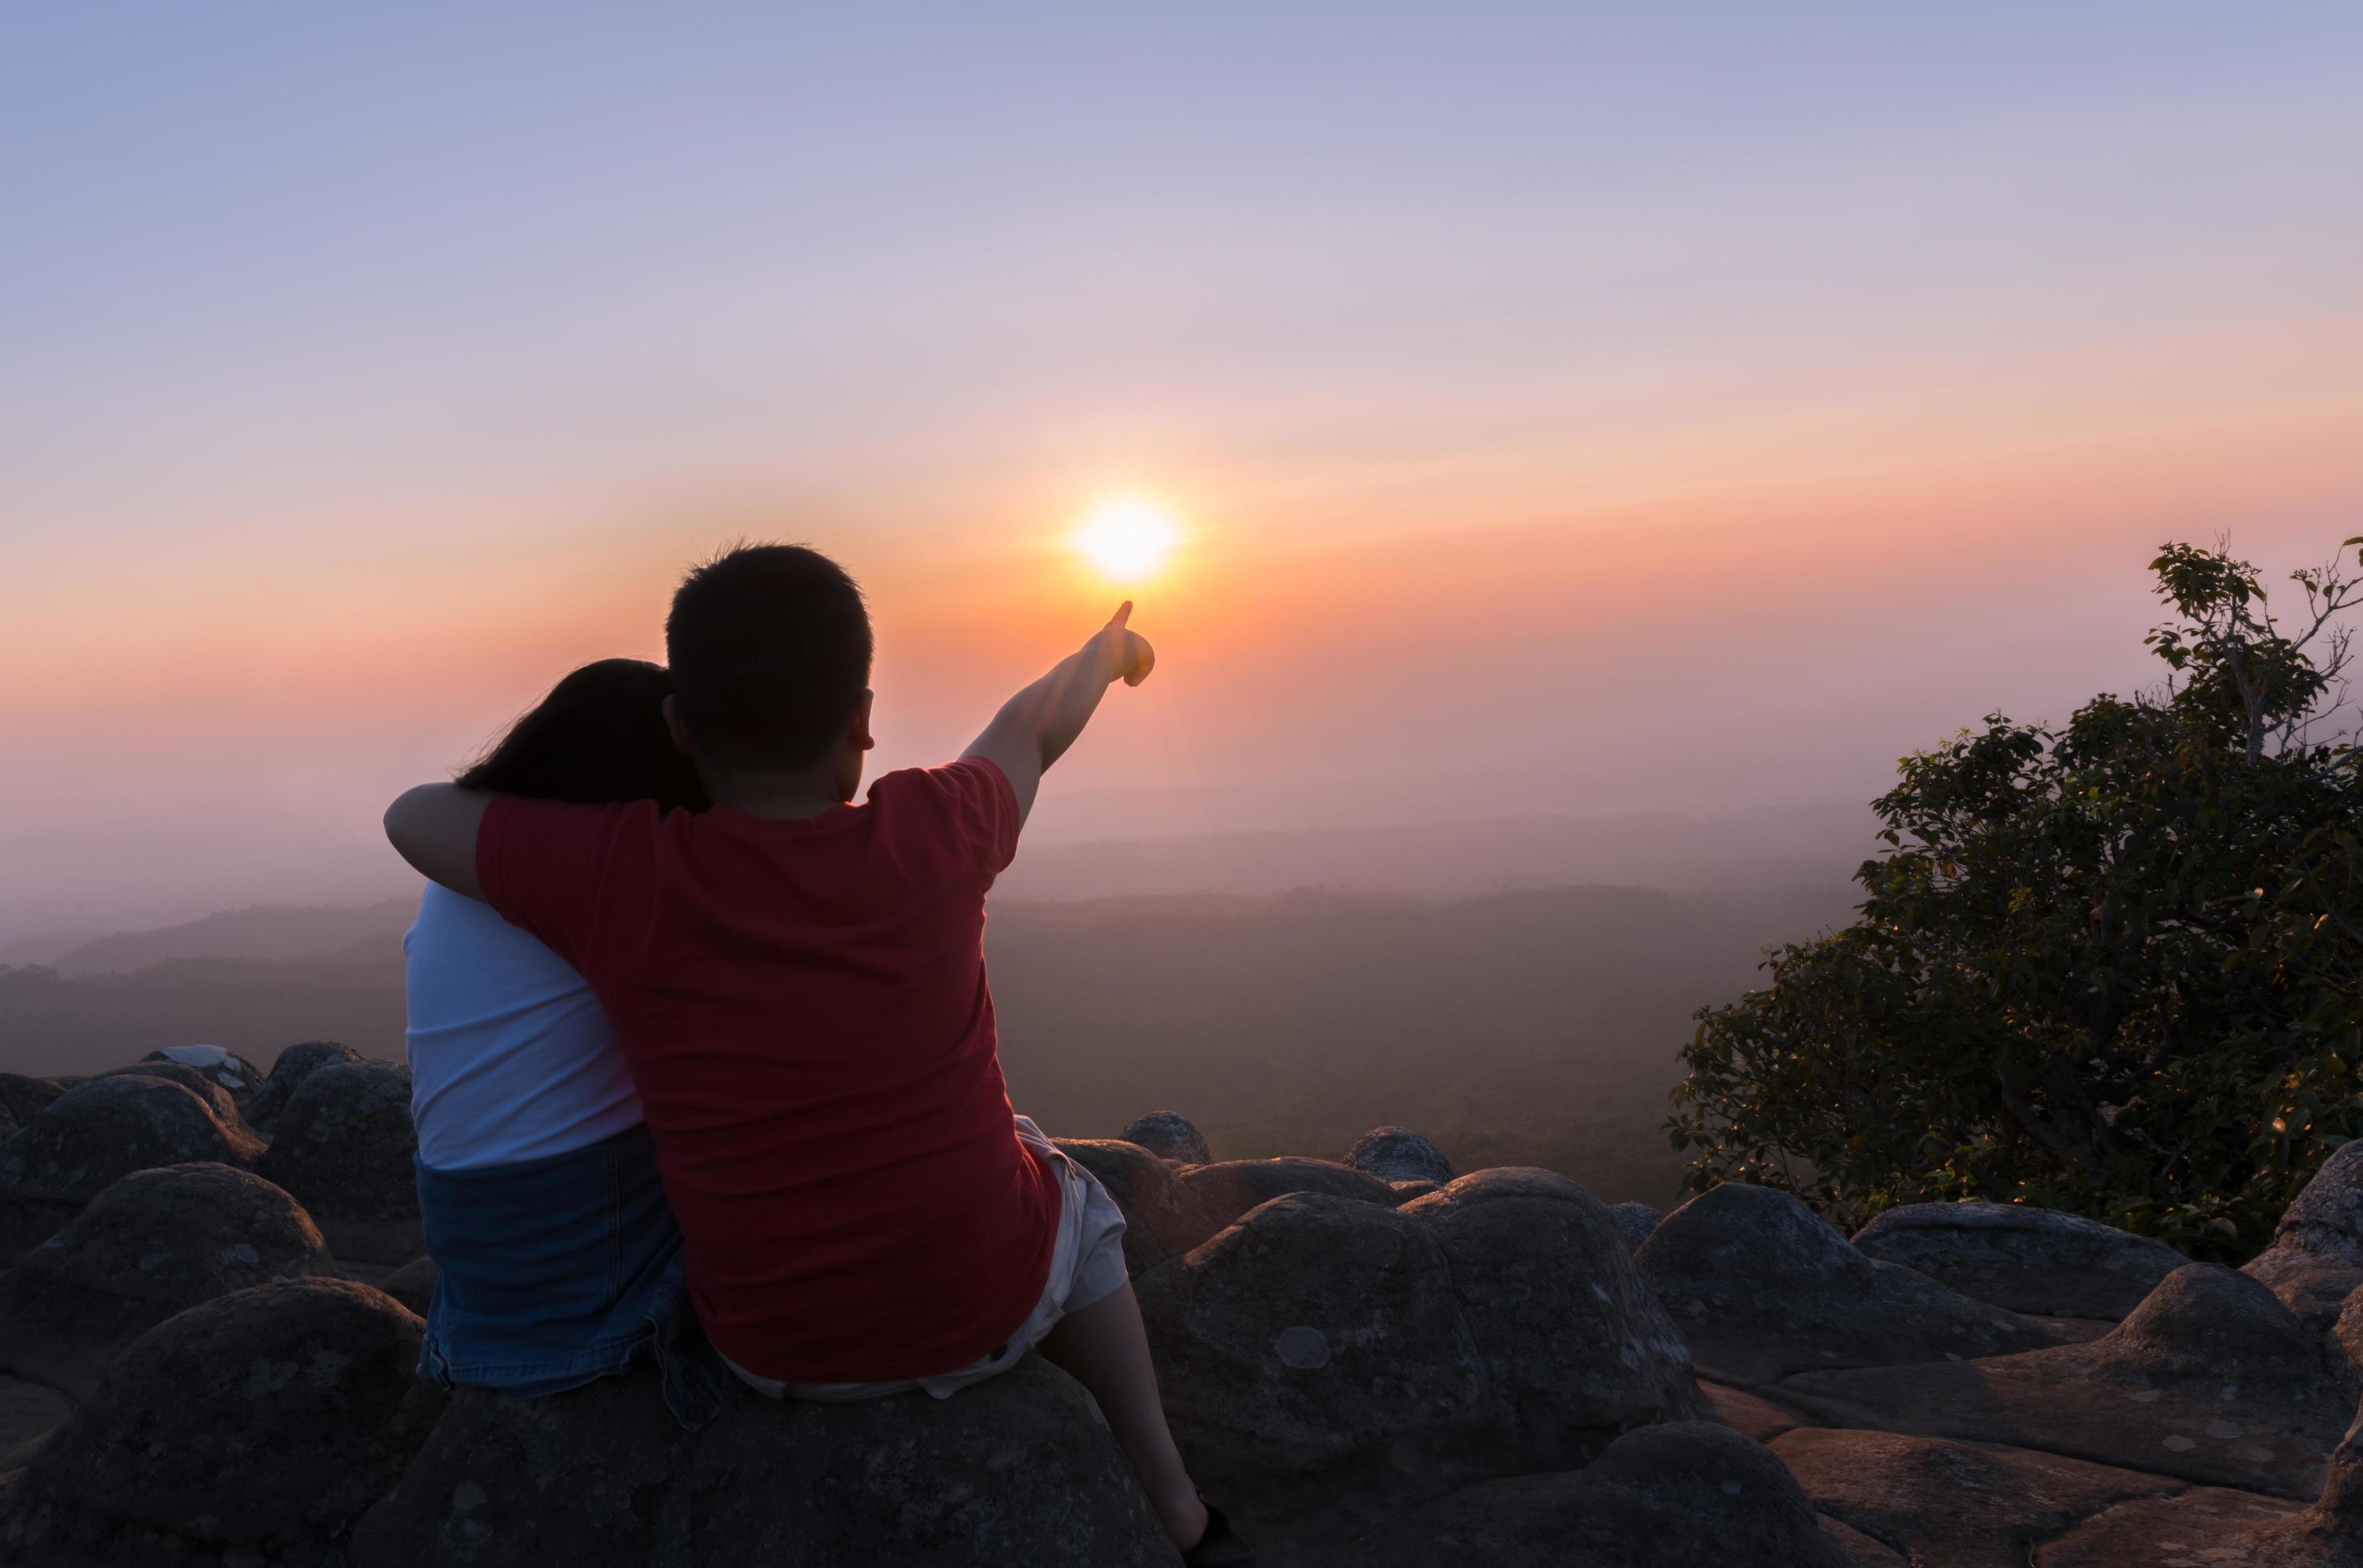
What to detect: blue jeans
<box><xmin>414</xmin><ymin>1122</ymin><xmax>731</xmax><ymax>1429</ymax></box>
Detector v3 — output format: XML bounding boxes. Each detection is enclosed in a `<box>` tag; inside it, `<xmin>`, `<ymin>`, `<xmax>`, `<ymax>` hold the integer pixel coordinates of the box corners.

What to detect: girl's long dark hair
<box><xmin>457</xmin><ymin>658</ymin><xmax>708</xmax><ymax>814</ymax></box>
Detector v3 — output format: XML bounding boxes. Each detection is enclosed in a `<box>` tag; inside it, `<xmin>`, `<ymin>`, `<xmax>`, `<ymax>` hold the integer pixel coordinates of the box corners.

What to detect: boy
<box><xmin>384</xmin><ymin>544</ymin><xmax>1245</xmax><ymax>1562</ymax></box>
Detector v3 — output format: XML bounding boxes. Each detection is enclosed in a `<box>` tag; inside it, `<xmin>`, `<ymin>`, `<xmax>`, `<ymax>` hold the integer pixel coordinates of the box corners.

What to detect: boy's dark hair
<box><xmin>458</xmin><ymin>658</ymin><xmax>708</xmax><ymax>814</ymax></box>
<box><xmin>666</xmin><ymin>543</ymin><xmax>873</xmax><ymax>770</ymax></box>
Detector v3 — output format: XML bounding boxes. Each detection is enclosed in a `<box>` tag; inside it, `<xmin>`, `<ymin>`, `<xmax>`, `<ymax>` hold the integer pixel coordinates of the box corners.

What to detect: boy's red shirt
<box><xmin>474</xmin><ymin>756</ymin><xmax>1062</xmax><ymax>1382</ymax></box>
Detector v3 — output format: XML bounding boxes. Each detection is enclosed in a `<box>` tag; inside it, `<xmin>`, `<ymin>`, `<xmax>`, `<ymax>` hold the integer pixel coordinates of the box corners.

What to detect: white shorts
<box><xmin>723</xmin><ymin>1116</ymin><xmax>1130</xmax><ymax>1402</ymax></box>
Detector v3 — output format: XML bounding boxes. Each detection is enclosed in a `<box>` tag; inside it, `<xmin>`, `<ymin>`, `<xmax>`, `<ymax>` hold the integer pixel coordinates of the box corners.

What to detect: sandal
<box><xmin>1182</xmin><ymin>1499</ymin><xmax>1255</xmax><ymax>1566</ymax></box>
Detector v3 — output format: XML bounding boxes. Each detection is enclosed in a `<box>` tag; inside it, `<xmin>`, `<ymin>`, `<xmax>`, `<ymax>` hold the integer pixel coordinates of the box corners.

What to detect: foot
<box><xmin>1154</xmin><ymin>1485</ymin><xmax>1209</xmax><ymax>1553</ymax></box>
<box><xmin>1181</xmin><ymin>1499</ymin><xmax>1255</xmax><ymax>1566</ymax></box>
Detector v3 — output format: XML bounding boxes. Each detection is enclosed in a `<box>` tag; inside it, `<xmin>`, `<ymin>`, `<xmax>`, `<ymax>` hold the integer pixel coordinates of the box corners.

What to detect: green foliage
<box><xmin>1670</xmin><ymin>537</ymin><xmax>2363</xmax><ymax>1260</ymax></box>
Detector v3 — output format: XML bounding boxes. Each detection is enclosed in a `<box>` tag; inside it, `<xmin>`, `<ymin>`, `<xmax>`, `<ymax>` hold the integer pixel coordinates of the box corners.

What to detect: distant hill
<box><xmin>994</xmin><ymin>806</ymin><xmax>1875</xmax><ymax>902</ymax></box>
<box><xmin>37</xmin><ymin>899</ymin><xmax>417</xmax><ymax>978</ymax></box>
<box><xmin>0</xmin><ymin>880</ymin><xmax>1852</xmax><ymax>1206</ymax></box>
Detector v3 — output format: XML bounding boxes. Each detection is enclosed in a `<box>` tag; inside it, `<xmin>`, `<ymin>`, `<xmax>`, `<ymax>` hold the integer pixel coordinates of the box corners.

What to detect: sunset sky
<box><xmin>4</xmin><ymin>5</ymin><xmax>2361</xmax><ymax>939</ymax></box>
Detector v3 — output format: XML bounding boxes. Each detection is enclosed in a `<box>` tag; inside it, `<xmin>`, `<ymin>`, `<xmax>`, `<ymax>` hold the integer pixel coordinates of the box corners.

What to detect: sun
<box><xmin>1073</xmin><ymin>494</ymin><xmax>1181</xmax><ymax>582</ymax></box>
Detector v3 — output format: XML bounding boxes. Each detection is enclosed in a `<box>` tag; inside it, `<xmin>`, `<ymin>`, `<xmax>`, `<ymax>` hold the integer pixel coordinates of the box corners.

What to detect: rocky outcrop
<box><xmin>1138</xmin><ymin>1174</ymin><xmax>1709</xmax><ymax>1539</ymax></box>
<box><xmin>1773</xmin><ymin>1427</ymin><xmax>2189</xmax><ymax>1563</ymax></box>
<box><xmin>0</xmin><ymin>1075</ymin><xmax>264</xmax><ymax>1263</ymax></box>
<box><xmin>0</xmin><ymin>1072</ymin><xmax>73</xmax><ymax>1137</ymax></box>
<box><xmin>1850</xmin><ymin>1201</ymin><xmax>2188</xmax><ymax>1320</ymax></box>
<box><xmin>2037</xmin><ymin>1399</ymin><xmax>2363</xmax><ymax>1565</ymax></box>
<box><xmin>351</xmin><ymin>1354</ymin><xmax>1172</xmax><ymax>1568</ymax></box>
<box><xmin>1054</xmin><ymin>1138</ymin><xmax>1223</xmax><ymax>1275</ymax></box>
<box><xmin>1383</xmin><ymin>1422</ymin><xmax>1849</xmax><ymax>1568</ymax></box>
<box><xmin>2246</xmin><ymin>1137</ymin><xmax>2363</xmax><ymax>1349</ymax></box>
<box><xmin>1180</xmin><ymin>1156</ymin><xmax>1405</xmax><ymax>1231</ymax></box>
<box><xmin>1778</xmin><ymin>1264</ymin><xmax>2361</xmax><ymax>1499</ymax></box>
<box><xmin>1342</xmin><ymin>1126</ymin><xmax>1452</xmax><ymax>1185</ymax></box>
<box><xmin>1118</xmin><ymin>1110</ymin><xmax>1210</xmax><ymax>1165</ymax></box>
<box><xmin>0</xmin><ymin>1278</ymin><xmax>444</xmax><ymax>1566</ymax></box>
<box><xmin>0</xmin><ymin>1161</ymin><xmax>332</xmax><ymax>1393</ymax></box>
<box><xmin>142</xmin><ymin>1044</ymin><xmax>266</xmax><ymax>1104</ymax></box>
<box><xmin>1635</xmin><ymin>1182</ymin><xmax>2073</xmax><ymax>1383</ymax></box>
<box><xmin>258</xmin><ymin>1059</ymin><xmax>422</xmax><ymax>1264</ymax></box>
<box><xmin>95</xmin><ymin>1060</ymin><xmax>244</xmax><ymax>1125</ymax></box>
<box><xmin>1610</xmin><ymin>1201</ymin><xmax>1663</xmax><ymax>1251</ymax></box>
<box><xmin>244</xmin><ymin>1040</ymin><xmax>366</xmax><ymax>1132</ymax></box>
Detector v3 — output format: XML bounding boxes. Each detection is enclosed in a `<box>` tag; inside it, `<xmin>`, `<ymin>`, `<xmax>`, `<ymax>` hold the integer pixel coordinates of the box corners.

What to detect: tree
<box><xmin>1668</xmin><ymin>536</ymin><xmax>2363</xmax><ymax>1260</ymax></box>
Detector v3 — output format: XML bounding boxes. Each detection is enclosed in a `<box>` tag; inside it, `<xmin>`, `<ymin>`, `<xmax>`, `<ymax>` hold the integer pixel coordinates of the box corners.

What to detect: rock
<box><xmin>259</xmin><ymin>1058</ymin><xmax>422</xmax><ymax>1263</ymax></box>
<box><xmin>1704</xmin><ymin>1382</ymin><xmax>1802</xmax><ymax>1443</ymax></box>
<box><xmin>1382</xmin><ymin>1423</ymin><xmax>1849</xmax><ymax>1568</ymax></box>
<box><xmin>1341</xmin><ymin>1126</ymin><xmax>1452</xmax><ymax>1185</ymax></box>
<box><xmin>378</xmin><ymin>1254</ymin><xmax>440</xmax><ymax>1317</ymax></box>
<box><xmin>243</xmin><ymin>1039</ymin><xmax>366</xmax><ymax>1131</ymax></box>
<box><xmin>1635</xmin><ymin>1182</ymin><xmax>2073</xmax><ymax>1384</ymax></box>
<box><xmin>0</xmin><ymin>1278</ymin><xmax>444</xmax><ymax>1563</ymax></box>
<box><xmin>1773</xmin><ymin>1427</ymin><xmax>2190</xmax><ymax>1566</ymax></box>
<box><xmin>2032</xmin><ymin>1486</ymin><xmax>2303</xmax><ymax>1566</ymax></box>
<box><xmin>1610</xmin><ymin>1201</ymin><xmax>1664</xmax><ymax>1251</ymax></box>
<box><xmin>0</xmin><ymin>1373</ymin><xmax>74</xmax><ymax>1465</ymax></box>
<box><xmin>142</xmin><ymin>1044</ymin><xmax>266</xmax><ymax>1103</ymax></box>
<box><xmin>2037</xmin><ymin>1398</ymin><xmax>2363</xmax><ymax>1566</ymax></box>
<box><xmin>96</xmin><ymin>1059</ymin><xmax>244</xmax><ymax>1125</ymax></box>
<box><xmin>1136</xmin><ymin>1184</ymin><xmax>1709</xmax><ymax>1539</ymax></box>
<box><xmin>1397</xmin><ymin>1169</ymin><xmax>1709</xmax><ymax>1463</ymax></box>
<box><xmin>1053</xmin><ymin>1138</ymin><xmax>1222</xmax><ymax>1276</ymax></box>
<box><xmin>0</xmin><ymin>1073</ymin><xmax>71</xmax><ymax>1134</ymax></box>
<box><xmin>1850</xmin><ymin>1201</ymin><xmax>2188</xmax><ymax>1321</ymax></box>
<box><xmin>1179</xmin><ymin>1157</ymin><xmax>1405</xmax><ymax>1232</ymax></box>
<box><xmin>1389</xmin><ymin>1178</ymin><xmax>1441</xmax><ymax>1200</ymax></box>
<box><xmin>2247</xmin><ymin>1137</ymin><xmax>2363</xmax><ymax>1346</ymax></box>
<box><xmin>0</xmin><ymin>1075</ymin><xmax>264</xmax><ymax>1263</ymax></box>
<box><xmin>352</xmin><ymin>1354</ymin><xmax>1172</xmax><ymax>1568</ymax></box>
<box><xmin>1118</xmin><ymin>1110</ymin><xmax>1210</xmax><ymax>1166</ymax></box>
<box><xmin>1778</xmin><ymin>1264</ymin><xmax>2361</xmax><ymax>1500</ymax></box>
<box><xmin>0</xmin><ymin>1161</ymin><xmax>332</xmax><ymax>1394</ymax></box>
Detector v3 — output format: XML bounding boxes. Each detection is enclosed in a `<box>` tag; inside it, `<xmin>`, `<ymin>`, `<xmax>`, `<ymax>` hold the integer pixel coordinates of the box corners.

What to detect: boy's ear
<box><xmin>662</xmin><ymin>694</ymin><xmax>695</xmax><ymax>756</ymax></box>
<box><xmin>851</xmin><ymin>690</ymin><xmax>876</xmax><ymax>753</ymax></box>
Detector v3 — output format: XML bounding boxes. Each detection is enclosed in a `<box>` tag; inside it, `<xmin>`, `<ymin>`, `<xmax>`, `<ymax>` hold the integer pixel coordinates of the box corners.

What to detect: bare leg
<box><xmin>1038</xmin><ymin>1279</ymin><xmax>1209</xmax><ymax>1552</ymax></box>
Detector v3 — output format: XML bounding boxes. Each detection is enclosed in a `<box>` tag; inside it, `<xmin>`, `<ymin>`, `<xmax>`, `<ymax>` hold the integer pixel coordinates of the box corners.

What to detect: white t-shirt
<box><xmin>402</xmin><ymin>880</ymin><xmax>645</xmax><ymax>1170</ymax></box>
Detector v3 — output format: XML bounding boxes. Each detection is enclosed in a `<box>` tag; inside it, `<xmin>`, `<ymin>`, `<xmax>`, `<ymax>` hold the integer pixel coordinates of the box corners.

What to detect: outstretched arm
<box><xmin>963</xmin><ymin>602</ymin><xmax>1155</xmax><ymax>824</ymax></box>
<box><xmin>383</xmin><ymin>784</ymin><xmax>494</xmax><ymax>900</ymax></box>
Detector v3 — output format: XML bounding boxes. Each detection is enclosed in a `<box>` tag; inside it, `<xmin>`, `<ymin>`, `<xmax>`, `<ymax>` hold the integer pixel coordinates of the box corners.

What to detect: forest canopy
<box><xmin>1670</xmin><ymin>536</ymin><xmax>2363</xmax><ymax>1260</ymax></box>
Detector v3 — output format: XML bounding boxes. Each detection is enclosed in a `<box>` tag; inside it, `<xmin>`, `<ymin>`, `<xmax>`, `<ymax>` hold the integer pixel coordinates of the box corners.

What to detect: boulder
<box><xmin>0</xmin><ymin>1075</ymin><xmax>264</xmax><ymax>1263</ymax></box>
<box><xmin>1381</xmin><ymin>1423</ymin><xmax>1849</xmax><ymax>1568</ymax></box>
<box><xmin>352</xmin><ymin>1354</ymin><xmax>1172</xmax><ymax>1568</ymax></box>
<box><xmin>0</xmin><ymin>1073</ymin><xmax>71</xmax><ymax>1134</ymax></box>
<box><xmin>1850</xmin><ymin>1202</ymin><xmax>2188</xmax><ymax>1321</ymax></box>
<box><xmin>1389</xmin><ymin>1178</ymin><xmax>1441</xmax><ymax>1200</ymax></box>
<box><xmin>1341</xmin><ymin>1126</ymin><xmax>1452</xmax><ymax>1185</ymax></box>
<box><xmin>2247</xmin><ymin>1137</ymin><xmax>2363</xmax><ymax>1346</ymax></box>
<box><xmin>1179</xmin><ymin>1157</ymin><xmax>1404</xmax><ymax>1232</ymax></box>
<box><xmin>2037</xmin><ymin>1400</ymin><xmax>2363</xmax><ymax>1566</ymax></box>
<box><xmin>142</xmin><ymin>1044</ymin><xmax>266</xmax><ymax>1104</ymax></box>
<box><xmin>1054</xmin><ymin>1138</ymin><xmax>1222</xmax><ymax>1276</ymax></box>
<box><xmin>0</xmin><ymin>1373</ymin><xmax>74</xmax><ymax>1464</ymax></box>
<box><xmin>0</xmin><ymin>1161</ymin><xmax>332</xmax><ymax>1393</ymax></box>
<box><xmin>0</xmin><ymin>1278</ymin><xmax>444</xmax><ymax>1565</ymax></box>
<box><xmin>95</xmin><ymin>1060</ymin><xmax>243</xmax><ymax>1125</ymax></box>
<box><xmin>379</xmin><ymin>1254</ymin><xmax>441</xmax><ymax>1317</ymax></box>
<box><xmin>243</xmin><ymin>1039</ymin><xmax>366</xmax><ymax>1131</ymax></box>
<box><xmin>1773</xmin><ymin>1427</ymin><xmax>2191</xmax><ymax>1565</ymax></box>
<box><xmin>1118</xmin><ymin>1110</ymin><xmax>1210</xmax><ymax>1166</ymax></box>
<box><xmin>1635</xmin><ymin>1182</ymin><xmax>2072</xmax><ymax>1383</ymax></box>
<box><xmin>1137</xmin><ymin>1183</ymin><xmax>1709</xmax><ymax>1540</ymax></box>
<box><xmin>1777</xmin><ymin>1264</ymin><xmax>2361</xmax><ymax>1500</ymax></box>
<box><xmin>1397</xmin><ymin>1170</ymin><xmax>1708</xmax><ymax>1462</ymax></box>
<box><xmin>1610</xmin><ymin>1201</ymin><xmax>1664</xmax><ymax>1251</ymax></box>
<box><xmin>259</xmin><ymin>1059</ymin><xmax>422</xmax><ymax>1263</ymax></box>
